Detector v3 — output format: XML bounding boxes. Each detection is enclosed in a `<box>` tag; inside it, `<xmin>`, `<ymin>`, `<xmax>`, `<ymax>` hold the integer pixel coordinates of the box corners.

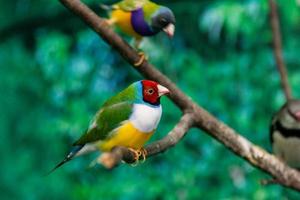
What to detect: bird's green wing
<box><xmin>73</xmin><ymin>84</ymin><xmax>137</xmax><ymax>145</ymax></box>
<box><xmin>142</xmin><ymin>1</ymin><xmax>160</xmax><ymax>22</ymax></box>
<box><xmin>114</xmin><ymin>0</ymin><xmax>149</xmax><ymax>11</ymax></box>
<box><xmin>73</xmin><ymin>101</ymin><xmax>133</xmax><ymax>145</ymax></box>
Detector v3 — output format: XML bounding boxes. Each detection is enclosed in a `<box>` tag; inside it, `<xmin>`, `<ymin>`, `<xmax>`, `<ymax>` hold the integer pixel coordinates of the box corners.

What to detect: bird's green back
<box><xmin>102</xmin><ymin>84</ymin><xmax>137</xmax><ymax>107</ymax></box>
<box><xmin>116</xmin><ymin>0</ymin><xmax>149</xmax><ymax>11</ymax></box>
<box><xmin>73</xmin><ymin>84</ymin><xmax>138</xmax><ymax>145</ymax></box>
<box><xmin>142</xmin><ymin>1</ymin><xmax>160</xmax><ymax>22</ymax></box>
<box><xmin>114</xmin><ymin>0</ymin><xmax>160</xmax><ymax>24</ymax></box>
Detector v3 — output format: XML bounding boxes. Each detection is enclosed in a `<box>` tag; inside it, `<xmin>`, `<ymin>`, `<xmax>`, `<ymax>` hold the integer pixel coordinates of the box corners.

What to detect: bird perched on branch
<box><xmin>49</xmin><ymin>80</ymin><xmax>169</xmax><ymax>172</ymax></box>
<box><xmin>270</xmin><ymin>99</ymin><xmax>300</xmax><ymax>168</ymax></box>
<box><xmin>101</xmin><ymin>0</ymin><xmax>176</xmax><ymax>66</ymax></box>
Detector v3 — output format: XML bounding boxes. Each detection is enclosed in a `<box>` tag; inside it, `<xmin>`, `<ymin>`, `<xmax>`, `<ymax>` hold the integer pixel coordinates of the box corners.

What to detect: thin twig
<box><xmin>269</xmin><ymin>0</ymin><xmax>292</xmax><ymax>100</ymax></box>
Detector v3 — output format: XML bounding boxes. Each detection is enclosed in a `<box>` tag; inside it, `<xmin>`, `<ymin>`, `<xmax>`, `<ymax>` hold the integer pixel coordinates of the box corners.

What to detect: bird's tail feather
<box><xmin>46</xmin><ymin>145</ymin><xmax>84</xmax><ymax>175</ymax></box>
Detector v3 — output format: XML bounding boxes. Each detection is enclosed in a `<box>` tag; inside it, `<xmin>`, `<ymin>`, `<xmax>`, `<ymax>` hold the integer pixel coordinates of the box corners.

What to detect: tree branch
<box><xmin>269</xmin><ymin>0</ymin><xmax>292</xmax><ymax>100</ymax></box>
<box><xmin>59</xmin><ymin>0</ymin><xmax>300</xmax><ymax>191</ymax></box>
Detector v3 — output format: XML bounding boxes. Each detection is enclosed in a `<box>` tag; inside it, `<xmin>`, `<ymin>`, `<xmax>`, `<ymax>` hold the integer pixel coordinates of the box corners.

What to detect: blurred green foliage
<box><xmin>1</xmin><ymin>0</ymin><xmax>300</xmax><ymax>199</ymax></box>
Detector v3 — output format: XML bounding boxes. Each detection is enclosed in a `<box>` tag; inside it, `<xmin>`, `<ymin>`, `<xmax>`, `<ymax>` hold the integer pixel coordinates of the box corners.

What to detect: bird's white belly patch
<box><xmin>129</xmin><ymin>104</ymin><xmax>162</xmax><ymax>133</ymax></box>
<box><xmin>273</xmin><ymin>131</ymin><xmax>300</xmax><ymax>168</ymax></box>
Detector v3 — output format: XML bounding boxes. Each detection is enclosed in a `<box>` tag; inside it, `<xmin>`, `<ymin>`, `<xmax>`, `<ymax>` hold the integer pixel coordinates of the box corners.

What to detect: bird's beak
<box><xmin>295</xmin><ymin>111</ymin><xmax>300</xmax><ymax>121</ymax></box>
<box><xmin>157</xmin><ymin>84</ymin><xmax>170</xmax><ymax>97</ymax></box>
<box><xmin>163</xmin><ymin>23</ymin><xmax>175</xmax><ymax>38</ymax></box>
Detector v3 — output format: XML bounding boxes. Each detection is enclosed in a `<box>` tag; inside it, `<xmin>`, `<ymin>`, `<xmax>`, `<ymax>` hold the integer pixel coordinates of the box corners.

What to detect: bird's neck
<box><xmin>131</xmin><ymin>8</ymin><xmax>156</xmax><ymax>36</ymax></box>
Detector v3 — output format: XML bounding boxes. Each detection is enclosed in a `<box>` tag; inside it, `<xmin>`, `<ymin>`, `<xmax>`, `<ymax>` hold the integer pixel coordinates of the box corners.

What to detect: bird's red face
<box><xmin>141</xmin><ymin>80</ymin><xmax>170</xmax><ymax>105</ymax></box>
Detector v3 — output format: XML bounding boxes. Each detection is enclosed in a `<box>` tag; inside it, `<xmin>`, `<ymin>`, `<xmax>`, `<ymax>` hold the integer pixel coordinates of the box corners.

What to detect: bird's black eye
<box><xmin>160</xmin><ymin>18</ymin><xmax>167</xmax><ymax>23</ymax></box>
<box><xmin>159</xmin><ymin>18</ymin><xmax>168</xmax><ymax>26</ymax></box>
<box><xmin>148</xmin><ymin>88</ymin><xmax>154</xmax><ymax>94</ymax></box>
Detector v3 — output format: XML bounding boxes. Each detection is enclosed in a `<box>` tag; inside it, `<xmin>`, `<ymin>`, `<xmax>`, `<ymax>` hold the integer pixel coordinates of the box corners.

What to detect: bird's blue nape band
<box><xmin>136</xmin><ymin>81</ymin><xmax>143</xmax><ymax>99</ymax></box>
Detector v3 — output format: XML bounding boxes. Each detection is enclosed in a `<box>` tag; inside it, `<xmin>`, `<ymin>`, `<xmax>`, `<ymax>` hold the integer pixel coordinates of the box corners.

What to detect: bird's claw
<box><xmin>138</xmin><ymin>148</ymin><xmax>147</xmax><ymax>163</ymax></box>
<box><xmin>128</xmin><ymin>148</ymin><xmax>148</xmax><ymax>166</ymax></box>
<box><xmin>96</xmin><ymin>148</ymin><xmax>148</xmax><ymax>168</ymax></box>
<box><xmin>134</xmin><ymin>52</ymin><xmax>147</xmax><ymax>67</ymax></box>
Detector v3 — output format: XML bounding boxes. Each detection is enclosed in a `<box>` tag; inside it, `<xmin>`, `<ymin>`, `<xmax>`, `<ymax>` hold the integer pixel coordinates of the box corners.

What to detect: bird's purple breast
<box><xmin>131</xmin><ymin>8</ymin><xmax>156</xmax><ymax>36</ymax></box>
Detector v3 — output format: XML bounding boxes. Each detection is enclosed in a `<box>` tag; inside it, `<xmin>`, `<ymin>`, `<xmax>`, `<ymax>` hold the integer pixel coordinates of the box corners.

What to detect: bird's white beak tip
<box><xmin>163</xmin><ymin>23</ymin><xmax>175</xmax><ymax>38</ymax></box>
<box><xmin>295</xmin><ymin>111</ymin><xmax>300</xmax><ymax>121</ymax></box>
<box><xmin>157</xmin><ymin>84</ymin><xmax>170</xmax><ymax>96</ymax></box>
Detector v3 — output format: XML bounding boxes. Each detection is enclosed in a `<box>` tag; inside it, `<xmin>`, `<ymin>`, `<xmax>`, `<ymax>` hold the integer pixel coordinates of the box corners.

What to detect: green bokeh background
<box><xmin>1</xmin><ymin>0</ymin><xmax>300</xmax><ymax>199</ymax></box>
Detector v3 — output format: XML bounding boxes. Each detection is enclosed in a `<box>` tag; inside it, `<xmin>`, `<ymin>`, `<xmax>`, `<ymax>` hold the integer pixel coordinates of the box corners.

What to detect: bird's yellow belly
<box><xmin>110</xmin><ymin>9</ymin><xmax>142</xmax><ymax>39</ymax></box>
<box><xmin>98</xmin><ymin>122</ymin><xmax>154</xmax><ymax>151</ymax></box>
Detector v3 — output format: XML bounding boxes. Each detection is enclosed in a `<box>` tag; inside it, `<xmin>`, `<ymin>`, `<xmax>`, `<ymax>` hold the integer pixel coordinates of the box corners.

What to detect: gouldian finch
<box><xmin>103</xmin><ymin>0</ymin><xmax>176</xmax><ymax>66</ymax></box>
<box><xmin>270</xmin><ymin>100</ymin><xmax>300</xmax><ymax>168</ymax></box>
<box><xmin>50</xmin><ymin>80</ymin><xmax>169</xmax><ymax>172</ymax></box>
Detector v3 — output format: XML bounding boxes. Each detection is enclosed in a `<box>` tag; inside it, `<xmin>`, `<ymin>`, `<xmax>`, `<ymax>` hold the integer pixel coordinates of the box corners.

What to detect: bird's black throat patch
<box><xmin>271</xmin><ymin>120</ymin><xmax>300</xmax><ymax>143</ymax></box>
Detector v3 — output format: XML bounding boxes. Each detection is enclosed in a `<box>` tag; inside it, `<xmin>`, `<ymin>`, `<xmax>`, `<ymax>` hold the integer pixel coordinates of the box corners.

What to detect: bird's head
<box><xmin>135</xmin><ymin>80</ymin><xmax>170</xmax><ymax>106</ymax></box>
<box><xmin>151</xmin><ymin>6</ymin><xmax>176</xmax><ymax>38</ymax></box>
<box><xmin>286</xmin><ymin>100</ymin><xmax>300</xmax><ymax>122</ymax></box>
<box><xmin>278</xmin><ymin>100</ymin><xmax>300</xmax><ymax>128</ymax></box>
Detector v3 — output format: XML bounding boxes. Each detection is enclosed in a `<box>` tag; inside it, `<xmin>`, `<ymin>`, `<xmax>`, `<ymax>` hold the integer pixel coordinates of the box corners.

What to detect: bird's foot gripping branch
<box><xmin>59</xmin><ymin>0</ymin><xmax>300</xmax><ymax>191</ymax></box>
